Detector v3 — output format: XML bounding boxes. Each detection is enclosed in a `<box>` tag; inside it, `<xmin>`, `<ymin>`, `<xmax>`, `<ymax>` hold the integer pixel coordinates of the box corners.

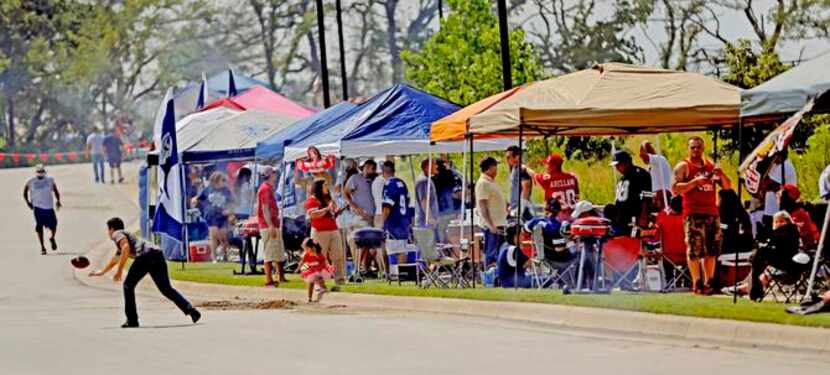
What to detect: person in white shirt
<box><xmin>639</xmin><ymin>141</ymin><xmax>673</xmax><ymax>211</ymax></box>
<box><xmin>86</xmin><ymin>128</ymin><xmax>106</xmax><ymax>183</ymax></box>
<box><xmin>371</xmin><ymin>161</ymin><xmax>387</xmax><ymax>228</ymax></box>
<box><xmin>23</xmin><ymin>164</ymin><xmax>62</xmax><ymax>255</ymax></box>
<box><xmin>763</xmin><ymin>157</ymin><xmax>797</xmax><ymax>217</ymax></box>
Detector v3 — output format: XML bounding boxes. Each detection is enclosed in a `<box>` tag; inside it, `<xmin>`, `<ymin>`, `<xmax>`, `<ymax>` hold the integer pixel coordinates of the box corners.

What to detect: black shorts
<box><xmin>108</xmin><ymin>158</ymin><xmax>122</xmax><ymax>168</ymax></box>
<box><xmin>33</xmin><ymin>207</ymin><xmax>57</xmax><ymax>231</ymax></box>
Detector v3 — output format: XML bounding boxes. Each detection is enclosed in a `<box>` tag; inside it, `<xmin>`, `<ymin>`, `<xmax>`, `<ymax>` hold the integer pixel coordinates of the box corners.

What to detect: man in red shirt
<box><xmin>672</xmin><ymin>136</ymin><xmax>731</xmax><ymax>295</ymax></box>
<box><xmin>533</xmin><ymin>153</ymin><xmax>580</xmax><ymax>221</ymax></box>
<box><xmin>257</xmin><ymin>167</ymin><xmax>286</xmax><ymax>287</ymax></box>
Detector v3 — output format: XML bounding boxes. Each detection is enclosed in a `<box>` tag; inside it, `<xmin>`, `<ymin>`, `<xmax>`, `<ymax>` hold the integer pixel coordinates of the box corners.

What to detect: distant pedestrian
<box><xmin>90</xmin><ymin>217</ymin><xmax>201</xmax><ymax>328</ymax></box>
<box><xmin>103</xmin><ymin>130</ymin><xmax>124</xmax><ymax>183</ymax></box>
<box><xmin>23</xmin><ymin>164</ymin><xmax>62</xmax><ymax>255</ymax></box>
<box><xmin>299</xmin><ymin>238</ymin><xmax>334</xmax><ymax>302</ymax></box>
<box><xmin>86</xmin><ymin>128</ymin><xmax>106</xmax><ymax>183</ymax></box>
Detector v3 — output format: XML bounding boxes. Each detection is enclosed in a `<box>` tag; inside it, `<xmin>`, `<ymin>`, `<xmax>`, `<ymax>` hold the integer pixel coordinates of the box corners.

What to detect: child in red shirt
<box><xmin>299</xmin><ymin>238</ymin><xmax>335</xmax><ymax>302</ymax></box>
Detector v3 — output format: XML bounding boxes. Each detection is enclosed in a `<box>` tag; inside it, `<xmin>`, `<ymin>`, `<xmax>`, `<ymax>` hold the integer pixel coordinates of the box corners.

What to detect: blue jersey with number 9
<box><xmin>382</xmin><ymin>177</ymin><xmax>412</xmax><ymax>240</ymax></box>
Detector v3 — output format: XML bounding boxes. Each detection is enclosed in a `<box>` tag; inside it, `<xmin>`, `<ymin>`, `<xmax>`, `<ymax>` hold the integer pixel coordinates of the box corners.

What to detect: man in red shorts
<box><xmin>672</xmin><ymin>136</ymin><xmax>731</xmax><ymax>295</ymax></box>
<box><xmin>533</xmin><ymin>153</ymin><xmax>579</xmax><ymax>221</ymax></box>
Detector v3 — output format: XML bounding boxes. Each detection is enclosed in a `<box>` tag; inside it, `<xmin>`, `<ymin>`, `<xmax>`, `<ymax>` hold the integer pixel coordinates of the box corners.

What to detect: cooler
<box><xmin>188</xmin><ymin>240</ymin><xmax>212</xmax><ymax>262</ymax></box>
<box><xmin>386</xmin><ymin>240</ymin><xmax>418</xmax><ymax>281</ymax></box>
<box><xmin>718</xmin><ymin>252</ymin><xmax>752</xmax><ymax>286</ymax></box>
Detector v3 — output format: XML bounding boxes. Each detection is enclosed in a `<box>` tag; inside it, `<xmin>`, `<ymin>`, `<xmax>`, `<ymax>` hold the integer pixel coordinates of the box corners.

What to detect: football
<box><xmin>71</xmin><ymin>256</ymin><xmax>90</xmax><ymax>269</ymax></box>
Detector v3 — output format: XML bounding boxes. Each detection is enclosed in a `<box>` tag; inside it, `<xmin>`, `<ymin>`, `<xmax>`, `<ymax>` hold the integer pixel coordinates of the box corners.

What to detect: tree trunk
<box><xmin>384</xmin><ymin>0</ymin><xmax>402</xmax><ymax>83</ymax></box>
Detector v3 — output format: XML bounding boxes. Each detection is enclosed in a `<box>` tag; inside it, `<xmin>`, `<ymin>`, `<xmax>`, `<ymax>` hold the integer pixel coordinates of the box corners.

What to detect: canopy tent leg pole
<box><xmin>515</xmin><ymin>124</ymin><xmax>524</xmax><ymax>290</ymax></box>
<box><xmin>734</xmin><ymin>120</ymin><xmax>743</xmax><ymax>304</ymax></box>
<box><xmin>180</xmin><ymin>162</ymin><xmax>189</xmax><ymax>270</ymax></box>
<box><xmin>713</xmin><ymin>128</ymin><xmax>719</xmax><ymax>163</ymax></box>
<box><xmin>805</xmin><ymin>198</ymin><xmax>830</xmax><ymax>300</ymax></box>
<box><xmin>469</xmin><ymin>134</ymin><xmax>476</xmax><ymax>288</ymax></box>
<box><xmin>460</xmin><ymin>138</ymin><xmax>468</xmax><ymax>232</ymax></box>
<box><xmin>543</xmin><ymin>135</ymin><xmax>549</xmax><ymax>156</ymax></box>
<box><xmin>406</xmin><ymin>155</ymin><xmax>415</xmax><ymax>187</ymax></box>
<box><xmin>655</xmin><ymin>136</ymin><xmax>669</xmax><ymax>211</ymax></box>
<box><xmin>427</xmin><ymin>150</ymin><xmax>433</xmax><ymax>229</ymax></box>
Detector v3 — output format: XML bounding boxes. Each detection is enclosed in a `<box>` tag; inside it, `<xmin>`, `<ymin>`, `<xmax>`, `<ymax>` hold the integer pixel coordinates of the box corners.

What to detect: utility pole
<box><xmin>336</xmin><ymin>0</ymin><xmax>348</xmax><ymax>101</ymax></box>
<box><xmin>496</xmin><ymin>0</ymin><xmax>512</xmax><ymax>90</ymax></box>
<box><xmin>315</xmin><ymin>0</ymin><xmax>332</xmax><ymax>108</ymax></box>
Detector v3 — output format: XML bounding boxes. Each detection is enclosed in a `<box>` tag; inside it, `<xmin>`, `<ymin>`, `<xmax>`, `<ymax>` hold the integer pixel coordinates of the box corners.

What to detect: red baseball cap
<box><xmin>782</xmin><ymin>184</ymin><xmax>801</xmax><ymax>201</ymax></box>
<box><xmin>545</xmin><ymin>153</ymin><xmax>564</xmax><ymax>167</ymax></box>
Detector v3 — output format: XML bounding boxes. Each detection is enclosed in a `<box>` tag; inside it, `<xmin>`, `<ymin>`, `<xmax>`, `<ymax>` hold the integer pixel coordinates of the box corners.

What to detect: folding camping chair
<box><xmin>528</xmin><ymin>223</ymin><xmax>576</xmax><ymax>290</ymax></box>
<box><xmin>603</xmin><ymin>236</ymin><xmax>641</xmax><ymax>290</ymax></box>
<box><xmin>414</xmin><ymin>227</ymin><xmax>469</xmax><ymax>288</ymax></box>
<box><xmin>655</xmin><ymin>211</ymin><xmax>692</xmax><ymax>291</ymax></box>
<box><xmin>763</xmin><ymin>249</ymin><xmax>826</xmax><ymax>303</ymax></box>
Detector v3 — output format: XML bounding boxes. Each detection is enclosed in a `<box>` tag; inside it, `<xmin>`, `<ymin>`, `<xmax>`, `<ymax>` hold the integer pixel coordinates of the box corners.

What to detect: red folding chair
<box><xmin>656</xmin><ymin>211</ymin><xmax>691</xmax><ymax>291</ymax></box>
<box><xmin>604</xmin><ymin>236</ymin><xmax>641</xmax><ymax>289</ymax></box>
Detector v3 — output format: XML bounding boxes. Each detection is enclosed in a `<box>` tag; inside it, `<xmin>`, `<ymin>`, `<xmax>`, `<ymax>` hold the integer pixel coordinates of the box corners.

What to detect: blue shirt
<box><xmin>198</xmin><ymin>186</ymin><xmax>235</xmax><ymax>223</ymax></box>
<box><xmin>382</xmin><ymin>177</ymin><xmax>412</xmax><ymax>240</ymax></box>
<box><xmin>523</xmin><ymin>216</ymin><xmax>562</xmax><ymax>239</ymax></box>
<box><xmin>496</xmin><ymin>243</ymin><xmax>531</xmax><ymax>288</ymax></box>
<box><xmin>414</xmin><ymin>176</ymin><xmax>439</xmax><ymax>227</ymax></box>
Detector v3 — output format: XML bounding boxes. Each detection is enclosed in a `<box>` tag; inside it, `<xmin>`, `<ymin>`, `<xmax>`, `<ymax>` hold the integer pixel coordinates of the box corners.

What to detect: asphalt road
<box><xmin>1</xmin><ymin>162</ymin><xmax>828</xmax><ymax>375</ymax></box>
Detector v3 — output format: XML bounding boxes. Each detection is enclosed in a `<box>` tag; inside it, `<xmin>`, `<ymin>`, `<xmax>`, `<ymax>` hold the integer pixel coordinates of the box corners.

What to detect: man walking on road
<box><xmin>86</xmin><ymin>128</ymin><xmax>106</xmax><ymax>183</ymax></box>
<box><xmin>103</xmin><ymin>129</ymin><xmax>124</xmax><ymax>184</ymax></box>
<box><xmin>23</xmin><ymin>164</ymin><xmax>62</xmax><ymax>255</ymax></box>
<box><xmin>90</xmin><ymin>217</ymin><xmax>201</xmax><ymax>328</ymax></box>
<box><xmin>672</xmin><ymin>136</ymin><xmax>731</xmax><ymax>295</ymax></box>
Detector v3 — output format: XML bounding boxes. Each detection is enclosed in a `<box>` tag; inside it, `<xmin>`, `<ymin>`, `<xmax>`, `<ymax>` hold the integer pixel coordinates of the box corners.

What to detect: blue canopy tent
<box><xmin>742</xmin><ymin>50</ymin><xmax>830</xmax><ymax>119</ymax></box>
<box><xmin>255</xmin><ymin>101</ymin><xmax>356</xmax><ymax>161</ymax></box>
<box><xmin>283</xmin><ymin>84</ymin><xmax>516</xmax><ymax>161</ymax></box>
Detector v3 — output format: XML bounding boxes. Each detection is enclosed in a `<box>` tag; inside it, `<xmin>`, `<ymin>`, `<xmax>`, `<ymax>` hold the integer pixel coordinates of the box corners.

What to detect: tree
<box><xmin>401</xmin><ymin>0</ymin><xmax>542</xmax><ymax>106</ymax></box>
<box><xmin>524</xmin><ymin>0</ymin><xmax>653</xmax><ymax>74</ymax></box>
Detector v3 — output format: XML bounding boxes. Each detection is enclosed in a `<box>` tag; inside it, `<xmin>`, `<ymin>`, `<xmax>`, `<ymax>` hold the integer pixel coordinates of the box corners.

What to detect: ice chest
<box><xmin>386</xmin><ymin>240</ymin><xmax>418</xmax><ymax>281</ymax></box>
<box><xmin>188</xmin><ymin>240</ymin><xmax>212</xmax><ymax>262</ymax></box>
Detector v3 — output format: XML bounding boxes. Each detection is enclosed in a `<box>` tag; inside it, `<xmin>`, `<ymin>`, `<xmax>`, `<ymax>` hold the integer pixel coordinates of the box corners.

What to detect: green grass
<box><xmin>169</xmin><ymin>261</ymin><xmax>830</xmax><ymax>328</ymax></box>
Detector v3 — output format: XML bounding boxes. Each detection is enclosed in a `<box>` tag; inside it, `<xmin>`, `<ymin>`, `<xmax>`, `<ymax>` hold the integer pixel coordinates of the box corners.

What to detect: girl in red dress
<box><xmin>299</xmin><ymin>237</ymin><xmax>335</xmax><ymax>302</ymax></box>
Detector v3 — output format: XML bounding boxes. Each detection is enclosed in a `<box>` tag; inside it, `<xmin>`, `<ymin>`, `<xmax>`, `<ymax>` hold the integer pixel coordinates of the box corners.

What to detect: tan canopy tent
<box><xmin>460</xmin><ymin>63</ymin><xmax>741</xmax><ymax>137</ymax></box>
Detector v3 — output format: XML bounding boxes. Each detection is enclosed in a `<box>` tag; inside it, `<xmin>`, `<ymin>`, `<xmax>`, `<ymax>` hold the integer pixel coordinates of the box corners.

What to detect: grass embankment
<box><xmin>169</xmin><ymin>261</ymin><xmax>830</xmax><ymax>328</ymax></box>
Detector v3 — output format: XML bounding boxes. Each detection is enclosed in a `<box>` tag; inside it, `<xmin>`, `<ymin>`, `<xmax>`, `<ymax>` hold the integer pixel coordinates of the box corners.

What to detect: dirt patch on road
<box><xmin>197</xmin><ymin>299</ymin><xmax>297</xmax><ymax>311</ymax></box>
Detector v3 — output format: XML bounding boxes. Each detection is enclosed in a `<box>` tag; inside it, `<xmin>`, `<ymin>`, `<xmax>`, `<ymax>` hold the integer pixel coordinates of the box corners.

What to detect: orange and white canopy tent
<box><xmin>430</xmin><ymin>87</ymin><xmax>523</xmax><ymax>141</ymax></box>
<box><xmin>431</xmin><ymin>63</ymin><xmax>743</xmax><ymax>140</ymax></box>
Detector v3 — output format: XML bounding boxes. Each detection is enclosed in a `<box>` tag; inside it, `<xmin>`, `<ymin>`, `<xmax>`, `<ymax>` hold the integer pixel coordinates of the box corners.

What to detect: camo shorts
<box><xmin>684</xmin><ymin>214</ymin><xmax>722</xmax><ymax>260</ymax></box>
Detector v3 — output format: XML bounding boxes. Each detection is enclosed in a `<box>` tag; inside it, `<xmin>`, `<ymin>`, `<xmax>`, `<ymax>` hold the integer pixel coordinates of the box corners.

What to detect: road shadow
<box><xmin>101</xmin><ymin>323</ymin><xmax>200</xmax><ymax>330</ymax></box>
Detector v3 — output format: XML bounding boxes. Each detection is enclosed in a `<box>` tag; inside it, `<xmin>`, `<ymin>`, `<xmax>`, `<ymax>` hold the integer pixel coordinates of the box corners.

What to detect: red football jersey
<box><xmin>534</xmin><ymin>171</ymin><xmax>580</xmax><ymax>213</ymax></box>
